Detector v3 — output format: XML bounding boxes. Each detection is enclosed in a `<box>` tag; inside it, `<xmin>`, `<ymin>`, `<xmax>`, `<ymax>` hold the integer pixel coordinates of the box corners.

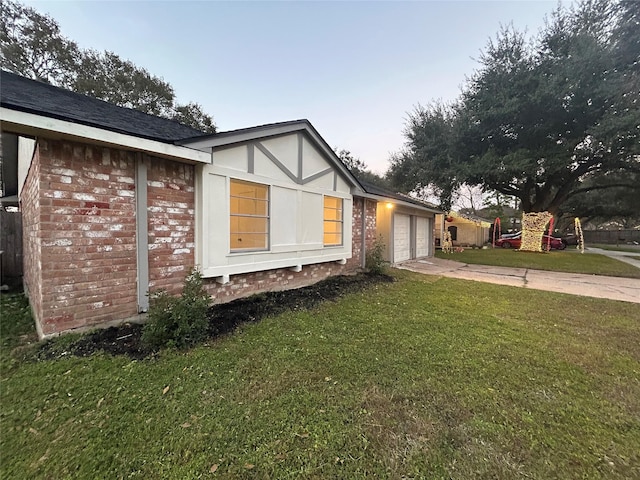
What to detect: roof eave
<box><xmin>356</xmin><ymin>191</ymin><xmax>443</xmax><ymax>214</ymax></box>
<box><xmin>1</xmin><ymin>107</ymin><xmax>211</xmax><ymax>165</ymax></box>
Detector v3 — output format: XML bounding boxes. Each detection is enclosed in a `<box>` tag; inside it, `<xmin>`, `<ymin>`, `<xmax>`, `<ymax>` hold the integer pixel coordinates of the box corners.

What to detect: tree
<box><xmin>557</xmin><ymin>171</ymin><xmax>640</xmax><ymax>229</ymax></box>
<box><xmin>335</xmin><ymin>149</ymin><xmax>390</xmax><ymax>188</ymax></box>
<box><xmin>171</xmin><ymin>102</ymin><xmax>217</xmax><ymax>134</ymax></box>
<box><xmin>389</xmin><ymin>0</ymin><xmax>640</xmax><ymax>251</ymax></box>
<box><xmin>0</xmin><ymin>0</ymin><xmax>216</xmax><ymax>132</ymax></box>
<box><xmin>0</xmin><ymin>0</ymin><xmax>78</xmax><ymax>84</ymax></box>
<box><xmin>335</xmin><ymin>148</ymin><xmax>368</xmax><ymax>174</ymax></box>
<box><xmin>454</xmin><ymin>184</ymin><xmax>485</xmax><ymax>214</ymax></box>
<box><xmin>73</xmin><ymin>50</ymin><xmax>175</xmax><ymax>117</ymax></box>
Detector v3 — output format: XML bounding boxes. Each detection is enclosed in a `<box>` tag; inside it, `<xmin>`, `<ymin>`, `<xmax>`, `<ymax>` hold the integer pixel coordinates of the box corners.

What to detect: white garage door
<box><xmin>393</xmin><ymin>214</ymin><xmax>411</xmax><ymax>263</ymax></box>
<box><xmin>416</xmin><ymin>217</ymin><xmax>429</xmax><ymax>257</ymax></box>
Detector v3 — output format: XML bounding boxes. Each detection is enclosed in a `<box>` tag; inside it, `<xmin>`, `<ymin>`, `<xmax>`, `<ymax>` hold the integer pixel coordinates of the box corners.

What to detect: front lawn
<box><xmin>436</xmin><ymin>248</ymin><xmax>640</xmax><ymax>278</ymax></box>
<box><xmin>2</xmin><ymin>271</ymin><xmax>639</xmax><ymax>478</ymax></box>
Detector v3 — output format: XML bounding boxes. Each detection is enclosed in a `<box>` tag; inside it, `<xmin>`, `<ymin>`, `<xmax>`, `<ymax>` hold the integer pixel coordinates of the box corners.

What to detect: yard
<box><xmin>436</xmin><ymin>248</ymin><xmax>640</xmax><ymax>279</ymax></box>
<box><xmin>2</xmin><ymin>270</ymin><xmax>639</xmax><ymax>479</ymax></box>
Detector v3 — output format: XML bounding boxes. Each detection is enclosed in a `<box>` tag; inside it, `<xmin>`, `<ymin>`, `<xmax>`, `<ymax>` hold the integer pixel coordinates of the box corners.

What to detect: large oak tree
<box><xmin>389</xmin><ymin>0</ymin><xmax>639</xmax><ymax>250</ymax></box>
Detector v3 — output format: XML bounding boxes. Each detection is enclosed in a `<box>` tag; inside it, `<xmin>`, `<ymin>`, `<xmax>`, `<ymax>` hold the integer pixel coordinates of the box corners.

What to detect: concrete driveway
<box><xmin>398</xmin><ymin>257</ymin><xmax>640</xmax><ymax>304</ymax></box>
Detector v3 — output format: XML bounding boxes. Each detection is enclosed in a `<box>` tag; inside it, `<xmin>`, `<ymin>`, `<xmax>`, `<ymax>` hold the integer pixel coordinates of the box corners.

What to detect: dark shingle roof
<box><xmin>1</xmin><ymin>70</ymin><xmax>204</xmax><ymax>142</ymax></box>
<box><xmin>358</xmin><ymin>179</ymin><xmax>442</xmax><ymax>212</ymax></box>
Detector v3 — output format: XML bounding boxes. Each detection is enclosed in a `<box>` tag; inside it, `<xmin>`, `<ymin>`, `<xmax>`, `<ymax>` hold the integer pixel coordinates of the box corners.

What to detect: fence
<box><xmin>0</xmin><ymin>211</ymin><xmax>23</xmax><ymax>287</ymax></box>
<box><xmin>583</xmin><ymin>229</ymin><xmax>640</xmax><ymax>244</ymax></box>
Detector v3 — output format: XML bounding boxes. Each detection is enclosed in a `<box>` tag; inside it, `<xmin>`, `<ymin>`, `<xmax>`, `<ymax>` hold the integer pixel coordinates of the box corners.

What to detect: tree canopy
<box><xmin>335</xmin><ymin>149</ymin><xmax>391</xmax><ymax>189</ymax></box>
<box><xmin>0</xmin><ymin>0</ymin><xmax>216</xmax><ymax>133</ymax></box>
<box><xmin>388</xmin><ymin>0</ymin><xmax>639</xmax><ymax>216</ymax></box>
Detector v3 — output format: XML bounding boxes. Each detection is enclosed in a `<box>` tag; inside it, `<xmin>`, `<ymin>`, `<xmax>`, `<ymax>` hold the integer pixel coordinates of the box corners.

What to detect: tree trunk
<box><xmin>520</xmin><ymin>212</ymin><xmax>552</xmax><ymax>252</ymax></box>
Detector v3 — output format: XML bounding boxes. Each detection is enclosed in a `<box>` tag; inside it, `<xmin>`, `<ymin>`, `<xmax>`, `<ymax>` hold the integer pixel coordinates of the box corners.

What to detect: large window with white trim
<box><xmin>323</xmin><ymin>196</ymin><xmax>343</xmax><ymax>246</ymax></box>
<box><xmin>230</xmin><ymin>179</ymin><xmax>269</xmax><ymax>251</ymax></box>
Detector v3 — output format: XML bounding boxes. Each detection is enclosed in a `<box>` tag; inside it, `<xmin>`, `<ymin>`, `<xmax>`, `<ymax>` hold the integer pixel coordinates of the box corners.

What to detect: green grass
<box><xmin>436</xmin><ymin>248</ymin><xmax>640</xmax><ymax>278</ymax></box>
<box><xmin>589</xmin><ymin>244</ymin><xmax>640</xmax><ymax>254</ymax></box>
<box><xmin>2</xmin><ymin>272</ymin><xmax>640</xmax><ymax>479</ymax></box>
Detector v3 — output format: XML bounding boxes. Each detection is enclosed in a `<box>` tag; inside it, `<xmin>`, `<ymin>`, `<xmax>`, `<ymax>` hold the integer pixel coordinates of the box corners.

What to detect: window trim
<box><xmin>230</xmin><ymin>179</ymin><xmax>270</xmax><ymax>252</ymax></box>
<box><xmin>323</xmin><ymin>195</ymin><xmax>344</xmax><ymax>247</ymax></box>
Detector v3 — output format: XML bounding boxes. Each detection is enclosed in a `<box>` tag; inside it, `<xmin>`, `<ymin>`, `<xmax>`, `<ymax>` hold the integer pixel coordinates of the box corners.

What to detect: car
<box><xmin>561</xmin><ymin>234</ymin><xmax>579</xmax><ymax>246</ymax></box>
<box><xmin>495</xmin><ymin>233</ymin><xmax>566</xmax><ymax>250</ymax></box>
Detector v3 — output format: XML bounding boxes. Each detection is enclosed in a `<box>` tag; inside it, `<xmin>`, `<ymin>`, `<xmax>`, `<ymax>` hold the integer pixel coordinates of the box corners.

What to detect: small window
<box><xmin>448</xmin><ymin>225</ymin><xmax>457</xmax><ymax>241</ymax></box>
<box><xmin>323</xmin><ymin>196</ymin><xmax>343</xmax><ymax>246</ymax></box>
<box><xmin>230</xmin><ymin>179</ymin><xmax>269</xmax><ymax>251</ymax></box>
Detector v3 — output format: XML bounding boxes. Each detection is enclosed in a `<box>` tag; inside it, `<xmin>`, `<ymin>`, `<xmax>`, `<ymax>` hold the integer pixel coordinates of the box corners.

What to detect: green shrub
<box><xmin>365</xmin><ymin>236</ymin><xmax>387</xmax><ymax>275</ymax></box>
<box><xmin>141</xmin><ymin>268</ymin><xmax>211</xmax><ymax>350</ymax></box>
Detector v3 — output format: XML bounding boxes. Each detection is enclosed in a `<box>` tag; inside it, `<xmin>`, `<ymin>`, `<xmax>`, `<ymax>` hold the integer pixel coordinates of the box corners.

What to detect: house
<box><xmin>435</xmin><ymin>211</ymin><xmax>492</xmax><ymax>248</ymax></box>
<box><xmin>0</xmin><ymin>70</ymin><xmax>441</xmax><ymax>338</ymax></box>
<box><xmin>358</xmin><ymin>180</ymin><xmax>441</xmax><ymax>262</ymax></box>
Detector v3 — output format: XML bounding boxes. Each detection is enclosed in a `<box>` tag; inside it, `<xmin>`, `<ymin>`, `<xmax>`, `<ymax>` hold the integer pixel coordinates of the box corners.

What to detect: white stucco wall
<box><xmin>196</xmin><ymin>132</ymin><xmax>353</xmax><ymax>279</ymax></box>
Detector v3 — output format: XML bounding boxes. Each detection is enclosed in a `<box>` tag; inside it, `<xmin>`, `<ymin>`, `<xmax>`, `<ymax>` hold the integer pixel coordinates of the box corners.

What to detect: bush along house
<box><xmin>0</xmin><ymin>70</ymin><xmax>441</xmax><ymax>338</ymax></box>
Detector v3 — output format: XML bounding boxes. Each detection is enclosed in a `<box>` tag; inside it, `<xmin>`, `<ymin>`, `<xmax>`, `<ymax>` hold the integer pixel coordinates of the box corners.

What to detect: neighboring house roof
<box><xmin>0</xmin><ymin>70</ymin><xmax>204</xmax><ymax>143</ymax></box>
<box><xmin>449</xmin><ymin>210</ymin><xmax>492</xmax><ymax>227</ymax></box>
<box><xmin>358</xmin><ymin>179</ymin><xmax>443</xmax><ymax>214</ymax></box>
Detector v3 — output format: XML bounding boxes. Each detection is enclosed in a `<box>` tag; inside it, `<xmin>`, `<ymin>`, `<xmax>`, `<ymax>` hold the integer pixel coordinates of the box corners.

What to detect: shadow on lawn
<box><xmin>34</xmin><ymin>273</ymin><xmax>393</xmax><ymax>361</ymax></box>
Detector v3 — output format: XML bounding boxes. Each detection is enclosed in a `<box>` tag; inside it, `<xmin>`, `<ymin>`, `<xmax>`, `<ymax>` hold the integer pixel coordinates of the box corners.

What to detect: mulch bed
<box><xmin>35</xmin><ymin>272</ymin><xmax>393</xmax><ymax>360</ymax></box>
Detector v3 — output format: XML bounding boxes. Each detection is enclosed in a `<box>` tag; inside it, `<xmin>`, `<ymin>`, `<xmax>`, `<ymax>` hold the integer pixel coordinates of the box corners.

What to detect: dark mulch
<box><xmin>34</xmin><ymin>272</ymin><xmax>393</xmax><ymax>361</ymax></box>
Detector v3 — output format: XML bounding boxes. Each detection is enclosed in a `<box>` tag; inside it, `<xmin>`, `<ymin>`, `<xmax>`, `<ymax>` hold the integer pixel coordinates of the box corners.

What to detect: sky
<box><xmin>26</xmin><ymin>0</ymin><xmax>561</xmax><ymax>174</ymax></box>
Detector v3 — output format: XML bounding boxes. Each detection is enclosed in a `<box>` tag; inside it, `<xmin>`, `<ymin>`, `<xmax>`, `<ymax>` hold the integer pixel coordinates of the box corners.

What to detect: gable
<box><xmin>196</xmin><ymin>128</ymin><xmax>355</xmax><ymax>280</ymax></box>
<box><xmin>209</xmin><ymin>131</ymin><xmax>351</xmax><ymax>194</ymax></box>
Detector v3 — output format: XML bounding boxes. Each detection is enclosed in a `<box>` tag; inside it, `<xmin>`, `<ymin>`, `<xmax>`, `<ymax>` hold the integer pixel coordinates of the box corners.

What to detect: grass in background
<box><xmin>589</xmin><ymin>244</ymin><xmax>640</xmax><ymax>254</ymax></box>
<box><xmin>436</xmin><ymin>248</ymin><xmax>640</xmax><ymax>278</ymax></box>
<box><xmin>2</xmin><ymin>271</ymin><xmax>639</xmax><ymax>479</ymax></box>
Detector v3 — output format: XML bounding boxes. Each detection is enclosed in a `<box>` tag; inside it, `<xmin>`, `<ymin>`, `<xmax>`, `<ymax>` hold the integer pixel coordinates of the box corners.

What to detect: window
<box><xmin>323</xmin><ymin>196</ymin><xmax>343</xmax><ymax>246</ymax></box>
<box><xmin>230</xmin><ymin>179</ymin><xmax>269</xmax><ymax>251</ymax></box>
<box><xmin>447</xmin><ymin>225</ymin><xmax>457</xmax><ymax>241</ymax></box>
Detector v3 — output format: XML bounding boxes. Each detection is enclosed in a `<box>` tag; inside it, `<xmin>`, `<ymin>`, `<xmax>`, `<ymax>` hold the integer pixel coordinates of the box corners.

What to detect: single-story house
<box><xmin>435</xmin><ymin>211</ymin><xmax>492</xmax><ymax>247</ymax></box>
<box><xmin>1</xmin><ymin>70</ymin><xmax>441</xmax><ymax>338</ymax></box>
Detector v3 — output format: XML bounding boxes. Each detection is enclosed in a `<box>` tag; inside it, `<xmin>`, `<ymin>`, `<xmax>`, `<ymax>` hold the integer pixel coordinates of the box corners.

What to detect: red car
<box><xmin>496</xmin><ymin>233</ymin><xmax>566</xmax><ymax>250</ymax></box>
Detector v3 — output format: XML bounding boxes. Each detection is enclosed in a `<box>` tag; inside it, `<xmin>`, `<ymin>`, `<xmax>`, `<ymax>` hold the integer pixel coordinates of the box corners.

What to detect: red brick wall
<box><xmin>364</xmin><ymin>199</ymin><xmax>378</xmax><ymax>252</ymax></box>
<box><xmin>348</xmin><ymin>197</ymin><xmax>378</xmax><ymax>270</ymax></box>
<box><xmin>203</xmin><ymin>261</ymin><xmax>349</xmax><ymax>303</ymax></box>
<box><xmin>147</xmin><ymin>159</ymin><xmax>195</xmax><ymax>295</ymax></box>
<box><xmin>29</xmin><ymin>139</ymin><xmax>139</xmax><ymax>336</ymax></box>
<box><xmin>21</xmin><ymin>141</ymin><xmax>43</xmax><ymax>335</ymax></box>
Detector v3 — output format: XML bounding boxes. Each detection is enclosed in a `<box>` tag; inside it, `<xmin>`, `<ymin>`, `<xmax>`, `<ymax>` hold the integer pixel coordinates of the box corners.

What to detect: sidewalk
<box><xmin>585</xmin><ymin>246</ymin><xmax>640</xmax><ymax>269</ymax></box>
<box><xmin>398</xmin><ymin>257</ymin><xmax>640</xmax><ymax>304</ymax></box>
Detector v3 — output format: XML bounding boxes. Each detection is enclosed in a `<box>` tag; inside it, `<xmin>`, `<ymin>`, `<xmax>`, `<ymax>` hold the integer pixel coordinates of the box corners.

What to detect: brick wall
<box><xmin>29</xmin><ymin>139</ymin><xmax>139</xmax><ymax>336</ymax></box>
<box><xmin>21</xmin><ymin>141</ymin><xmax>43</xmax><ymax>336</ymax></box>
<box><xmin>147</xmin><ymin>158</ymin><xmax>196</xmax><ymax>295</ymax></box>
<box><xmin>348</xmin><ymin>197</ymin><xmax>378</xmax><ymax>270</ymax></box>
<box><xmin>203</xmin><ymin>261</ymin><xmax>349</xmax><ymax>303</ymax></box>
<box><xmin>364</xmin><ymin>199</ymin><xmax>378</xmax><ymax>252</ymax></box>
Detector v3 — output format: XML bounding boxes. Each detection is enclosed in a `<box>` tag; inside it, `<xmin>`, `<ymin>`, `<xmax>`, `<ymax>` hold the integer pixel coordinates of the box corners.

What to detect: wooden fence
<box><xmin>583</xmin><ymin>229</ymin><xmax>640</xmax><ymax>245</ymax></box>
<box><xmin>0</xmin><ymin>211</ymin><xmax>23</xmax><ymax>287</ymax></box>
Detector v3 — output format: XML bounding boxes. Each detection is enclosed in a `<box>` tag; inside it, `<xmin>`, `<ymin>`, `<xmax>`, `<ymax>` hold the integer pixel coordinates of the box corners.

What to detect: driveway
<box><xmin>399</xmin><ymin>257</ymin><xmax>640</xmax><ymax>304</ymax></box>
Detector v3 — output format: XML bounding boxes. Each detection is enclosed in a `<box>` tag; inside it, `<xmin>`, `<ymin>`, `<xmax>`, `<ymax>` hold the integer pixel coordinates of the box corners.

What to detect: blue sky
<box><xmin>27</xmin><ymin>1</ymin><xmax>560</xmax><ymax>173</ymax></box>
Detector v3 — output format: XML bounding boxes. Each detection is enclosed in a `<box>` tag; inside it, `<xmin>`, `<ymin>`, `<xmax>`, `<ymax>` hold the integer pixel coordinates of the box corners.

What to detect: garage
<box><xmin>393</xmin><ymin>213</ymin><xmax>411</xmax><ymax>262</ymax></box>
<box><xmin>357</xmin><ymin>179</ymin><xmax>441</xmax><ymax>264</ymax></box>
<box><xmin>415</xmin><ymin>216</ymin><xmax>430</xmax><ymax>257</ymax></box>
